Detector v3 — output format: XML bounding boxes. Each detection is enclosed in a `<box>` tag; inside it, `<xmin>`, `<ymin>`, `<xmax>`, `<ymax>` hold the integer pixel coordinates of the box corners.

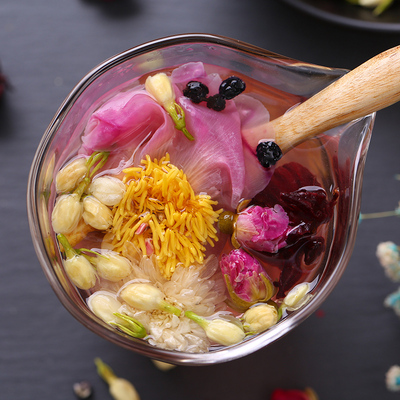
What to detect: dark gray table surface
<box><xmin>1</xmin><ymin>1</ymin><xmax>399</xmax><ymax>399</ymax></box>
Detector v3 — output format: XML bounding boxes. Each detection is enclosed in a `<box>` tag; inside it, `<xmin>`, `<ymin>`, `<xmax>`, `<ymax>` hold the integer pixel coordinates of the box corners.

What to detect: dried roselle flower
<box><xmin>280</xmin><ymin>187</ymin><xmax>338</xmax><ymax>232</ymax></box>
<box><xmin>220</xmin><ymin>248</ymin><xmax>275</xmax><ymax>311</ymax></box>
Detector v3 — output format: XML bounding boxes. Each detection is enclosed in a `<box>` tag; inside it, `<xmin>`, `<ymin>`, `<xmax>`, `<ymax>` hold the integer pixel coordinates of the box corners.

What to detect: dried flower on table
<box><xmin>384</xmin><ymin>287</ymin><xmax>400</xmax><ymax>317</ymax></box>
<box><xmin>376</xmin><ymin>241</ymin><xmax>400</xmax><ymax>282</ymax></box>
<box><xmin>95</xmin><ymin>358</ymin><xmax>140</xmax><ymax>400</ymax></box>
<box><xmin>73</xmin><ymin>381</ymin><xmax>93</xmax><ymax>399</ymax></box>
<box><xmin>270</xmin><ymin>387</ymin><xmax>318</xmax><ymax>400</ymax></box>
<box><xmin>386</xmin><ymin>365</ymin><xmax>400</xmax><ymax>391</ymax></box>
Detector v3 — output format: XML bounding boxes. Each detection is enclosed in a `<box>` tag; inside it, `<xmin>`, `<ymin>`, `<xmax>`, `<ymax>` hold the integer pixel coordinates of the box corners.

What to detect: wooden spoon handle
<box><xmin>259</xmin><ymin>46</ymin><xmax>400</xmax><ymax>153</ymax></box>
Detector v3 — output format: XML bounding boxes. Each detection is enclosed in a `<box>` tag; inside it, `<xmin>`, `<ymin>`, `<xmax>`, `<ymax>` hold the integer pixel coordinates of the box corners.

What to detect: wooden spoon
<box><xmin>247</xmin><ymin>45</ymin><xmax>400</xmax><ymax>154</ymax></box>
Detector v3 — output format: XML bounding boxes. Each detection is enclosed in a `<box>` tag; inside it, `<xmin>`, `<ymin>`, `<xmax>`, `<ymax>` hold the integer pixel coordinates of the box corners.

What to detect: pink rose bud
<box><xmin>235</xmin><ymin>205</ymin><xmax>289</xmax><ymax>253</ymax></box>
<box><xmin>220</xmin><ymin>248</ymin><xmax>275</xmax><ymax>311</ymax></box>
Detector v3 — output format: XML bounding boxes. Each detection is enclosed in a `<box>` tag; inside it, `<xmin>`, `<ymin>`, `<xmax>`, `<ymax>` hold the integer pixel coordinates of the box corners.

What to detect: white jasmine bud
<box><xmin>145</xmin><ymin>72</ymin><xmax>175</xmax><ymax>107</ymax></box>
<box><xmin>185</xmin><ymin>311</ymin><xmax>245</xmax><ymax>346</ymax></box>
<box><xmin>243</xmin><ymin>303</ymin><xmax>279</xmax><ymax>334</ymax></box>
<box><xmin>109</xmin><ymin>377</ymin><xmax>141</xmax><ymax>400</ymax></box>
<box><xmin>55</xmin><ymin>157</ymin><xmax>87</xmax><ymax>193</ymax></box>
<box><xmin>64</xmin><ymin>254</ymin><xmax>97</xmax><ymax>290</ymax></box>
<box><xmin>145</xmin><ymin>73</ymin><xmax>193</xmax><ymax>141</ymax></box>
<box><xmin>57</xmin><ymin>233</ymin><xmax>97</xmax><ymax>290</ymax></box>
<box><xmin>95</xmin><ymin>358</ymin><xmax>141</xmax><ymax>400</ymax></box>
<box><xmin>87</xmin><ymin>292</ymin><xmax>146</xmax><ymax>338</ymax></box>
<box><xmin>120</xmin><ymin>283</ymin><xmax>181</xmax><ymax>316</ymax></box>
<box><xmin>282</xmin><ymin>283</ymin><xmax>311</xmax><ymax>311</ymax></box>
<box><xmin>89</xmin><ymin>176</ymin><xmax>126</xmax><ymax>206</ymax></box>
<box><xmin>205</xmin><ymin>319</ymin><xmax>245</xmax><ymax>346</ymax></box>
<box><xmin>82</xmin><ymin>196</ymin><xmax>113</xmax><ymax>230</ymax></box>
<box><xmin>87</xmin><ymin>291</ymin><xmax>123</xmax><ymax>324</ymax></box>
<box><xmin>52</xmin><ymin>193</ymin><xmax>83</xmax><ymax>234</ymax></box>
<box><xmin>91</xmin><ymin>251</ymin><xmax>132</xmax><ymax>282</ymax></box>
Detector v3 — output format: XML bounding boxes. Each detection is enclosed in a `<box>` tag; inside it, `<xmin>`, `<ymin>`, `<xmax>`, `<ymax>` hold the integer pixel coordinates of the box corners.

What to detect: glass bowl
<box><xmin>27</xmin><ymin>33</ymin><xmax>374</xmax><ymax>365</ymax></box>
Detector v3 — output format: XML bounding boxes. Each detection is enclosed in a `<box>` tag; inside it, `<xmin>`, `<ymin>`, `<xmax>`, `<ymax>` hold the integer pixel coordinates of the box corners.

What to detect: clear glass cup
<box><xmin>27</xmin><ymin>33</ymin><xmax>374</xmax><ymax>365</ymax></box>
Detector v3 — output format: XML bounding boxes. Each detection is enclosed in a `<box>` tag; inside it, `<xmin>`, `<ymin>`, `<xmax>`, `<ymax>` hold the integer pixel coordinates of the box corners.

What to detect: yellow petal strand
<box><xmin>111</xmin><ymin>153</ymin><xmax>221</xmax><ymax>279</ymax></box>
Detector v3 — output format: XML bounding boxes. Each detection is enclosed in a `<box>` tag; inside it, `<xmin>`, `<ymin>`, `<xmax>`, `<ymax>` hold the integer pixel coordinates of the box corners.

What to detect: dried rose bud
<box><xmin>220</xmin><ymin>248</ymin><xmax>275</xmax><ymax>311</ymax></box>
<box><xmin>234</xmin><ymin>205</ymin><xmax>289</xmax><ymax>253</ymax></box>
